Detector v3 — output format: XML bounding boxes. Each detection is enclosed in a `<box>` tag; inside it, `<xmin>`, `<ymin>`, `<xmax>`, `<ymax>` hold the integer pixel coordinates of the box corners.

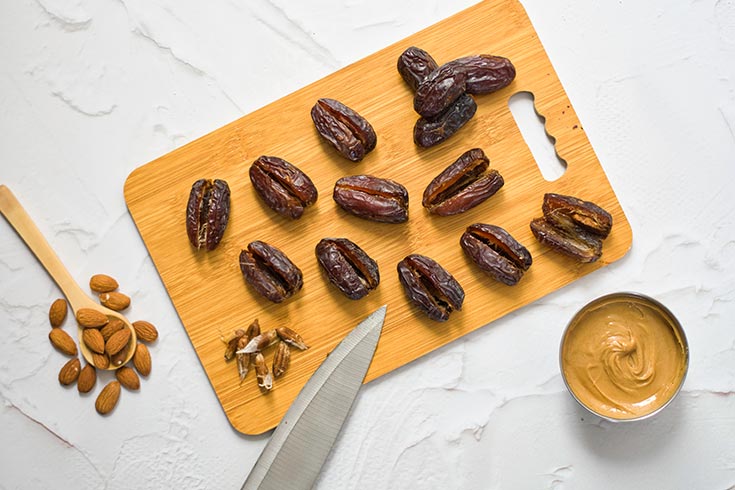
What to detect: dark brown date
<box><xmin>397</xmin><ymin>46</ymin><xmax>439</xmax><ymax>91</ymax></box>
<box><xmin>530</xmin><ymin>217</ymin><xmax>603</xmax><ymax>263</ymax></box>
<box><xmin>316</xmin><ymin>238</ymin><xmax>380</xmax><ymax>300</ymax></box>
<box><xmin>542</xmin><ymin>193</ymin><xmax>613</xmax><ymax>239</ymax></box>
<box><xmin>249</xmin><ymin>156</ymin><xmax>318</xmax><ymax>219</ymax></box>
<box><xmin>333</xmin><ymin>175</ymin><xmax>409</xmax><ymax>223</ymax></box>
<box><xmin>530</xmin><ymin>193</ymin><xmax>612</xmax><ymax>262</ymax></box>
<box><xmin>413</xmin><ymin>64</ymin><xmax>468</xmax><ymax>118</ymax></box>
<box><xmin>414</xmin><ymin>93</ymin><xmax>477</xmax><ymax>148</ymax></box>
<box><xmin>239</xmin><ymin>241</ymin><xmax>303</xmax><ymax>303</ymax></box>
<box><xmin>446</xmin><ymin>55</ymin><xmax>516</xmax><ymax>94</ymax></box>
<box><xmin>185</xmin><ymin>178</ymin><xmax>230</xmax><ymax>251</ymax></box>
<box><xmin>422</xmin><ymin>148</ymin><xmax>504</xmax><ymax>216</ymax></box>
<box><xmin>460</xmin><ymin>223</ymin><xmax>532</xmax><ymax>285</ymax></box>
<box><xmin>397</xmin><ymin>254</ymin><xmax>464</xmax><ymax>322</ymax></box>
<box><xmin>311</xmin><ymin>98</ymin><xmax>377</xmax><ymax>162</ymax></box>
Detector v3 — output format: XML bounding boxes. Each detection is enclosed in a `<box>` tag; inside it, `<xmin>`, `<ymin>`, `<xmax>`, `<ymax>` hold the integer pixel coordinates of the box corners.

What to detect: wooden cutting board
<box><xmin>124</xmin><ymin>0</ymin><xmax>632</xmax><ymax>435</ymax></box>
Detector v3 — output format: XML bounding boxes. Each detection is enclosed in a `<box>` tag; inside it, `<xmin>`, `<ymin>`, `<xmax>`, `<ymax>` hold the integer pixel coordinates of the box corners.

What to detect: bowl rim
<box><xmin>559</xmin><ymin>291</ymin><xmax>690</xmax><ymax>422</ymax></box>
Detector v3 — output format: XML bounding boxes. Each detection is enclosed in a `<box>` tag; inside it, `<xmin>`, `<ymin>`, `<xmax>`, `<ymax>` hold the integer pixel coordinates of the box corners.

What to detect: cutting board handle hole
<box><xmin>508</xmin><ymin>91</ymin><xmax>567</xmax><ymax>181</ymax></box>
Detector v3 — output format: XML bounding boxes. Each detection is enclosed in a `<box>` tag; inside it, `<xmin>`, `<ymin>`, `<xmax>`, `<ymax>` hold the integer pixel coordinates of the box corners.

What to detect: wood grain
<box><xmin>124</xmin><ymin>0</ymin><xmax>632</xmax><ymax>434</ymax></box>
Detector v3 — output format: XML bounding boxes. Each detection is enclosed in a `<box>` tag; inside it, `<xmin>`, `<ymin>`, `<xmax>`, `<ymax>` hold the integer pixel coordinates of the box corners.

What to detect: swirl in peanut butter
<box><xmin>562</xmin><ymin>295</ymin><xmax>687</xmax><ymax>420</ymax></box>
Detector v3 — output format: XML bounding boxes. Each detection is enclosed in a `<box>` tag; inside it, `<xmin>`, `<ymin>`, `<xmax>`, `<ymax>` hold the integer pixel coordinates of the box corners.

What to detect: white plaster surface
<box><xmin>1</xmin><ymin>0</ymin><xmax>734</xmax><ymax>488</ymax></box>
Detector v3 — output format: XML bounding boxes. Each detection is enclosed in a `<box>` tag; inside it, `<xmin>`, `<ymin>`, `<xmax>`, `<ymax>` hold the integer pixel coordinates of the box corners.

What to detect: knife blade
<box><xmin>241</xmin><ymin>305</ymin><xmax>387</xmax><ymax>490</ymax></box>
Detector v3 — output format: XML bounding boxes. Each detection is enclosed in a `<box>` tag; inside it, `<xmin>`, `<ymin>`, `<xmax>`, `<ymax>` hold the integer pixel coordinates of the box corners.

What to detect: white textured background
<box><xmin>1</xmin><ymin>1</ymin><xmax>734</xmax><ymax>489</ymax></box>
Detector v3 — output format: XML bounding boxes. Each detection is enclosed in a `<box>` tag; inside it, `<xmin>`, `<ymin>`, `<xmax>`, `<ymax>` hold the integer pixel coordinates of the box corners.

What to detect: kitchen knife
<box><xmin>241</xmin><ymin>305</ymin><xmax>387</xmax><ymax>490</ymax></box>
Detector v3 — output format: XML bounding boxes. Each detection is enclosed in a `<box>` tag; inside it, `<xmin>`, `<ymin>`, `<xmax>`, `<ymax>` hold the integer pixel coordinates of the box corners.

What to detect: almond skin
<box><xmin>48</xmin><ymin>298</ymin><xmax>68</xmax><ymax>328</ymax></box>
<box><xmin>132</xmin><ymin>343</ymin><xmax>152</xmax><ymax>376</ymax></box>
<box><xmin>99</xmin><ymin>292</ymin><xmax>130</xmax><ymax>311</ymax></box>
<box><xmin>77</xmin><ymin>364</ymin><xmax>96</xmax><ymax>393</ymax></box>
<box><xmin>58</xmin><ymin>358</ymin><xmax>81</xmax><ymax>385</ymax></box>
<box><xmin>82</xmin><ymin>328</ymin><xmax>106</xmax><ymax>354</ymax></box>
<box><xmin>132</xmin><ymin>320</ymin><xmax>158</xmax><ymax>343</ymax></box>
<box><xmin>95</xmin><ymin>381</ymin><xmax>121</xmax><ymax>414</ymax></box>
<box><xmin>101</xmin><ymin>318</ymin><xmax>125</xmax><ymax>342</ymax></box>
<box><xmin>115</xmin><ymin>366</ymin><xmax>140</xmax><ymax>390</ymax></box>
<box><xmin>105</xmin><ymin>328</ymin><xmax>131</xmax><ymax>356</ymax></box>
<box><xmin>49</xmin><ymin>329</ymin><xmax>77</xmax><ymax>356</ymax></box>
<box><xmin>76</xmin><ymin>308</ymin><xmax>109</xmax><ymax>328</ymax></box>
<box><xmin>92</xmin><ymin>352</ymin><xmax>110</xmax><ymax>369</ymax></box>
<box><xmin>89</xmin><ymin>274</ymin><xmax>118</xmax><ymax>293</ymax></box>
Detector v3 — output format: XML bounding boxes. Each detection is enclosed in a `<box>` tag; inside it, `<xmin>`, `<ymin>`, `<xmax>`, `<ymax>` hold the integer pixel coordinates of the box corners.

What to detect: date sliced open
<box><xmin>531</xmin><ymin>217</ymin><xmax>603</xmax><ymax>263</ymax></box>
<box><xmin>239</xmin><ymin>241</ymin><xmax>303</xmax><ymax>303</ymax></box>
<box><xmin>461</xmin><ymin>223</ymin><xmax>532</xmax><ymax>285</ymax></box>
<box><xmin>249</xmin><ymin>156</ymin><xmax>318</xmax><ymax>220</ymax></box>
<box><xmin>186</xmin><ymin>179</ymin><xmax>230</xmax><ymax>251</ymax></box>
<box><xmin>542</xmin><ymin>193</ymin><xmax>613</xmax><ymax>238</ymax></box>
<box><xmin>397</xmin><ymin>254</ymin><xmax>464</xmax><ymax>322</ymax></box>
<box><xmin>333</xmin><ymin>175</ymin><xmax>409</xmax><ymax>223</ymax></box>
<box><xmin>316</xmin><ymin>238</ymin><xmax>380</xmax><ymax>300</ymax></box>
<box><xmin>531</xmin><ymin>193</ymin><xmax>612</xmax><ymax>263</ymax></box>
<box><xmin>422</xmin><ymin>148</ymin><xmax>504</xmax><ymax>216</ymax></box>
<box><xmin>311</xmin><ymin>98</ymin><xmax>377</xmax><ymax>162</ymax></box>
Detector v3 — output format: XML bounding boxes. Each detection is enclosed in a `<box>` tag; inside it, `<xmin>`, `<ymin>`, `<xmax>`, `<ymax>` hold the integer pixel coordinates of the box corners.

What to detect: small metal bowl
<box><xmin>559</xmin><ymin>292</ymin><xmax>689</xmax><ymax>422</ymax></box>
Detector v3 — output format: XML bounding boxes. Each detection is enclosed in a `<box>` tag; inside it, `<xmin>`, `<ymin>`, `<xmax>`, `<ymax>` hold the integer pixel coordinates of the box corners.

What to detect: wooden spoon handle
<box><xmin>0</xmin><ymin>185</ymin><xmax>90</xmax><ymax>309</ymax></box>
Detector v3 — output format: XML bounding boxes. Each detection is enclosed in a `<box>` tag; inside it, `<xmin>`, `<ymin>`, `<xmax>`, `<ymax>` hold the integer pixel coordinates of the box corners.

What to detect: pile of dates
<box><xmin>183</xmin><ymin>46</ymin><xmax>614</xmax><ymax>337</ymax></box>
<box><xmin>398</xmin><ymin>46</ymin><xmax>516</xmax><ymax>147</ymax></box>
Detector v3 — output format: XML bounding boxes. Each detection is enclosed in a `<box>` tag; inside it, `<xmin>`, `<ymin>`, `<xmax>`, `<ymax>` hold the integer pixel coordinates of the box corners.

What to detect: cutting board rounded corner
<box><xmin>123</xmin><ymin>163</ymin><xmax>150</xmax><ymax>209</ymax></box>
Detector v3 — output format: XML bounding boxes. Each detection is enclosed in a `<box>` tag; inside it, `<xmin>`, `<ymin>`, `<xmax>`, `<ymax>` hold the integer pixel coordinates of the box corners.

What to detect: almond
<box><xmin>101</xmin><ymin>318</ymin><xmax>125</xmax><ymax>342</ymax></box>
<box><xmin>76</xmin><ymin>308</ymin><xmax>109</xmax><ymax>328</ymax></box>
<box><xmin>77</xmin><ymin>364</ymin><xmax>96</xmax><ymax>393</ymax></box>
<box><xmin>132</xmin><ymin>320</ymin><xmax>158</xmax><ymax>343</ymax></box>
<box><xmin>89</xmin><ymin>274</ymin><xmax>118</xmax><ymax>293</ymax></box>
<box><xmin>106</xmin><ymin>328</ymin><xmax>131</xmax><ymax>356</ymax></box>
<box><xmin>58</xmin><ymin>358</ymin><xmax>81</xmax><ymax>385</ymax></box>
<box><xmin>99</xmin><ymin>292</ymin><xmax>130</xmax><ymax>311</ymax></box>
<box><xmin>95</xmin><ymin>381</ymin><xmax>121</xmax><ymax>414</ymax></box>
<box><xmin>115</xmin><ymin>366</ymin><xmax>140</xmax><ymax>390</ymax></box>
<box><xmin>92</xmin><ymin>352</ymin><xmax>110</xmax><ymax>369</ymax></box>
<box><xmin>110</xmin><ymin>346</ymin><xmax>129</xmax><ymax>368</ymax></box>
<box><xmin>133</xmin><ymin>343</ymin><xmax>152</xmax><ymax>376</ymax></box>
<box><xmin>82</xmin><ymin>328</ymin><xmax>105</xmax><ymax>354</ymax></box>
<box><xmin>49</xmin><ymin>329</ymin><xmax>77</xmax><ymax>356</ymax></box>
<box><xmin>48</xmin><ymin>298</ymin><xmax>68</xmax><ymax>328</ymax></box>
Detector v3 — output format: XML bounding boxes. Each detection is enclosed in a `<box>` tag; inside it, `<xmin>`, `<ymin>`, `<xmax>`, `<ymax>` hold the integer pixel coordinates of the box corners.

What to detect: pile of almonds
<box><xmin>48</xmin><ymin>274</ymin><xmax>158</xmax><ymax>415</ymax></box>
<box><xmin>223</xmin><ymin>320</ymin><xmax>308</xmax><ymax>393</ymax></box>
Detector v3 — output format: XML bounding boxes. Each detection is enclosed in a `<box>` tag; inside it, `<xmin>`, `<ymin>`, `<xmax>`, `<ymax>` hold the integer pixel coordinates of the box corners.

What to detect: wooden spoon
<box><xmin>0</xmin><ymin>185</ymin><xmax>137</xmax><ymax>370</ymax></box>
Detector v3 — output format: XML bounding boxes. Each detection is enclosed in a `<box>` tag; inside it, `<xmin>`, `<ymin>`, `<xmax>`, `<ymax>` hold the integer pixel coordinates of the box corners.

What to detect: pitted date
<box><xmin>447</xmin><ymin>55</ymin><xmax>516</xmax><ymax>94</ymax></box>
<box><xmin>186</xmin><ymin>178</ymin><xmax>230</xmax><ymax>251</ymax></box>
<box><xmin>333</xmin><ymin>175</ymin><xmax>409</xmax><ymax>223</ymax></box>
<box><xmin>413</xmin><ymin>64</ymin><xmax>468</xmax><ymax>118</ymax></box>
<box><xmin>249</xmin><ymin>156</ymin><xmax>318</xmax><ymax>219</ymax></box>
<box><xmin>414</xmin><ymin>93</ymin><xmax>477</xmax><ymax>148</ymax></box>
<box><xmin>530</xmin><ymin>217</ymin><xmax>603</xmax><ymax>263</ymax></box>
<box><xmin>239</xmin><ymin>241</ymin><xmax>303</xmax><ymax>303</ymax></box>
<box><xmin>397</xmin><ymin>46</ymin><xmax>439</xmax><ymax>91</ymax></box>
<box><xmin>530</xmin><ymin>193</ymin><xmax>612</xmax><ymax>263</ymax></box>
<box><xmin>542</xmin><ymin>193</ymin><xmax>612</xmax><ymax>238</ymax></box>
<box><xmin>460</xmin><ymin>223</ymin><xmax>532</xmax><ymax>285</ymax></box>
<box><xmin>397</xmin><ymin>254</ymin><xmax>464</xmax><ymax>322</ymax></box>
<box><xmin>316</xmin><ymin>238</ymin><xmax>380</xmax><ymax>300</ymax></box>
<box><xmin>311</xmin><ymin>98</ymin><xmax>377</xmax><ymax>162</ymax></box>
<box><xmin>422</xmin><ymin>148</ymin><xmax>504</xmax><ymax>216</ymax></box>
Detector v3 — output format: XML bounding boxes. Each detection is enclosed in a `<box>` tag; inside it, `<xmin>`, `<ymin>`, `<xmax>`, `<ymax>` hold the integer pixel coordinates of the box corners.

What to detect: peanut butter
<box><xmin>561</xmin><ymin>293</ymin><xmax>688</xmax><ymax>420</ymax></box>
